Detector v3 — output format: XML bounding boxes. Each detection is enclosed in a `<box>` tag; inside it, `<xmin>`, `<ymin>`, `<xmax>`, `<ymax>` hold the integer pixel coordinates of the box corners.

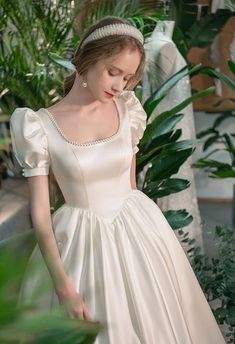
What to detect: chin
<box><xmin>101</xmin><ymin>95</ymin><xmax>112</xmax><ymax>103</ymax></box>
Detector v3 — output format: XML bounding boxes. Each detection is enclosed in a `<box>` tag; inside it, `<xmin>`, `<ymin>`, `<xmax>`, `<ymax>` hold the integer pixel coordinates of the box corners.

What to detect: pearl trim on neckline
<box><xmin>42</xmin><ymin>97</ymin><xmax>121</xmax><ymax>147</ymax></box>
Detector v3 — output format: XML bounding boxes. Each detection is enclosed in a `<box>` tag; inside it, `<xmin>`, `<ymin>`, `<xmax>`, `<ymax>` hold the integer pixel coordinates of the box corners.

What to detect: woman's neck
<box><xmin>62</xmin><ymin>72</ymin><xmax>102</xmax><ymax>112</ymax></box>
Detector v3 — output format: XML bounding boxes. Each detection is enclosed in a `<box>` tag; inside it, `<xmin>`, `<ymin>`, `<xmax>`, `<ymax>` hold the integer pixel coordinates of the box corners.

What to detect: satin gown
<box><xmin>10</xmin><ymin>90</ymin><xmax>225</xmax><ymax>343</ymax></box>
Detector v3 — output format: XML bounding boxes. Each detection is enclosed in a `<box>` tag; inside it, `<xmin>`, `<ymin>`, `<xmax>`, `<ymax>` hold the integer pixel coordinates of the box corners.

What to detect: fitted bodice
<box><xmin>40</xmin><ymin>97</ymin><xmax>134</xmax><ymax>219</ymax></box>
<box><xmin>10</xmin><ymin>91</ymin><xmax>147</xmax><ymax>220</ymax></box>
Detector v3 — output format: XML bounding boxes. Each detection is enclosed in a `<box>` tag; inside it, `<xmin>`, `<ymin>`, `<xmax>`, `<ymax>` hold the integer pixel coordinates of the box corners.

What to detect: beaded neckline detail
<box><xmin>42</xmin><ymin>97</ymin><xmax>122</xmax><ymax>147</ymax></box>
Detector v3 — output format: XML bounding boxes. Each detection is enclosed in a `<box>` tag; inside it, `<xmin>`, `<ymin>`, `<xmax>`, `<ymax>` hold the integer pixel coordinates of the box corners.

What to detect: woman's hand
<box><xmin>56</xmin><ymin>279</ymin><xmax>93</xmax><ymax>321</ymax></box>
<box><xmin>26</xmin><ymin>177</ymin><xmax>96</xmax><ymax>323</ymax></box>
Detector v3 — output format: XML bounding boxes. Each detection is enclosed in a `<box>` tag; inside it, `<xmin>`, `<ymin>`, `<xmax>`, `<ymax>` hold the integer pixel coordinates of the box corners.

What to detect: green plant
<box><xmin>172</xmin><ymin>0</ymin><xmax>234</xmax><ymax>59</ymax></box>
<box><xmin>135</xmin><ymin>63</ymin><xmax>216</xmax><ymax>229</ymax></box>
<box><xmin>1</xmin><ymin>4</ymin><xmax>234</xmax><ymax>342</ymax></box>
<box><xmin>134</xmin><ymin>55</ymin><xmax>235</xmax><ymax>231</ymax></box>
<box><xmin>0</xmin><ymin>0</ymin><xmax>79</xmax><ymax>114</ymax></box>
<box><xmin>192</xmin><ymin>61</ymin><xmax>235</xmax><ymax>179</ymax></box>
<box><xmin>178</xmin><ymin>224</ymin><xmax>235</xmax><ymax>343</ymax></box>
<box><xmin>0</xmin><ymin>0</ymin><xmax>80</xmax><ymax>178</ymax></box>
<box><xmin>0</xmin><ymin>236</ymin><xmax>102</xmax><ymax>343</ymax></box>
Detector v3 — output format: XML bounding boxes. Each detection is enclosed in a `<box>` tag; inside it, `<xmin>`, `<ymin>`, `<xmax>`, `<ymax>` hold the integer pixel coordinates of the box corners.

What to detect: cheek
<box><xmin>101</xmin><ymin>70</ymin><xmax>111</xmax><ymax>83</ymax></box>
<box><xmin>97</xmin><ymin>73</ymin><xmax>113</xmax><ymax>90</ymax></box>
<box><xmin>90</xmin><ymin>67</ymin><xmax>112</xmax><ymax>89</ymax></box>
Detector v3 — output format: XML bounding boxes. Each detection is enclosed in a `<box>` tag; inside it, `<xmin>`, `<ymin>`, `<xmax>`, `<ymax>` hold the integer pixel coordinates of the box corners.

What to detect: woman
<box><xmin>10</xmin><ymin>16</ymin><xmax>225</xmax><ymax>343</ymax></box>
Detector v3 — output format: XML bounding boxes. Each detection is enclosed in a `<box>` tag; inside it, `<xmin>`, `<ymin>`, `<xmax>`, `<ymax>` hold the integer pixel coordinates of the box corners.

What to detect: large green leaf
<box><xmin>152</xmin><ymin>113</ymin><xmax>184</xmax><ymax>137</ymax></box>
<box><xmin>143</xmin><ymin>178</ymin><xmax>191</xmax><ymax>198</ymax></box>
<box><xmin>141</xmin><ymin>86</ymin><xmax>215</xmax><ymax>145</ymax></box>
<box><xmin>143</xmin><ymin>64</ymin><xmax>202</xmax><ymax>117</ymax></box>
<box><xmin>144</xmin><ymin>148</ymin><xmax>194</xmax><ymax>182</ymax></box>
<box><xmin>141</xmin><ymin>130</ymin><xmax>182</xmax><ymax>154</ymax></box>
<box><xmin>139</xmin><ymin>138</ymin><xmax>196</xmax><ymax>169</ymax></box>
<box><xmin>164</xmin><ymin>209</ymin><xmax>193</xmax><ymax>229</ymax></box>
<box><xmin>161</xmin><ymin>139</ymin><xmax>197</xmax><ymax>151</ymax></box>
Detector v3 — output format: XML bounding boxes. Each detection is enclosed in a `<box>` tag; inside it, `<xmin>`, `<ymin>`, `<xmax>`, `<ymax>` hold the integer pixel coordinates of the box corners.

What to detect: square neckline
<box><xmin>41</xmin><ymin>96</ymin><xmax>122</xmax><ymax>147</ymax></box>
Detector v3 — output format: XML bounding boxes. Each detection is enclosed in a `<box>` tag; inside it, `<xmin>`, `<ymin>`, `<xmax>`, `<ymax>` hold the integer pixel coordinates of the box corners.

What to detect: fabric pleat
<box><xmin>18</xmin><ymin>190</ymin><xmax>225</xmax><ymax>344</ymax></box>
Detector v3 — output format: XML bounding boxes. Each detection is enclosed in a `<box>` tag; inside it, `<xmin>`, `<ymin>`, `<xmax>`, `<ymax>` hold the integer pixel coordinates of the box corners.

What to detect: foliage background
<box><xmin>1</xmin><ymin>0</ymin><xmax>235</xmax><ymax>342</ymax></box>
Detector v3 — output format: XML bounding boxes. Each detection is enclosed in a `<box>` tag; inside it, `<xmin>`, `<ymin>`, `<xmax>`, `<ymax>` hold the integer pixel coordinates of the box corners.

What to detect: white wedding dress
<box><xmin>10</xmin><ymin>90</ymin><xmax>225</xmax><ymax>343</ymax></box>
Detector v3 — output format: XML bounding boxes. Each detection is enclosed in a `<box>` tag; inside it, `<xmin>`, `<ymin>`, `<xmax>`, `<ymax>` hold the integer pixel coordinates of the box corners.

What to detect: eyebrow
<box><xmin>109</xmin><ymin>64</ymin><xmax>135</xmax><ymax>76</ymax></box>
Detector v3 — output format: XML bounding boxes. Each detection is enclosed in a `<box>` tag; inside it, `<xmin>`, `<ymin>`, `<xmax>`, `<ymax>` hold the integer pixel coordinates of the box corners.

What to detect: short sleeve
<box><xmin>121</xmin><ymin>90</ymin><xmax>147</xmax><ymax>154</ymax></box>
<box><xmin>10</xmin><ymin>107</ymin><xmax>50</xmax><ymax>177</ymax></box>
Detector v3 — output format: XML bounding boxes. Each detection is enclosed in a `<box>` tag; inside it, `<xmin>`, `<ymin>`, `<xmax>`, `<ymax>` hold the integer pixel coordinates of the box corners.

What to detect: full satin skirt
<box><xmin>18</xmin><ymin>190</ymin><xmax>225</xmax><ymax>344</ymax></box>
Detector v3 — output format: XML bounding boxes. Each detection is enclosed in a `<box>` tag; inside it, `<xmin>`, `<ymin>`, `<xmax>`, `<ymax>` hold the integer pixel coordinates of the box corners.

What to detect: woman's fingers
<box><xmin>57</xmin><ymin>282</ymin><xmax>94</xmax><ymax>321</ymax></box>
<box><xmin>65</xmin><ymin>296</ymin><xmax>93</xmax><ymax>321</ymax></box>
<box><xmin>75</xmin><ymin>306</ymin><xmax>85</xmax><ymax>320</ymax></box>
<box><xmin>67</xmin><ymin>307</ymin><xmax>84</xmax><ymax>320</ymax></box>
<box><xmin>83</xmin><ymin>303</ymin><xmax>93</xmax><ymax>321</ymax></box>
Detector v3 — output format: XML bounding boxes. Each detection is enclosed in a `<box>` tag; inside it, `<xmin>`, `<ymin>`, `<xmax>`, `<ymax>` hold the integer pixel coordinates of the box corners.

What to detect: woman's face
<box><xmin>85</xmin><ymin>47</ymin><xmax>141</xmax><ymax>102</ymax></box>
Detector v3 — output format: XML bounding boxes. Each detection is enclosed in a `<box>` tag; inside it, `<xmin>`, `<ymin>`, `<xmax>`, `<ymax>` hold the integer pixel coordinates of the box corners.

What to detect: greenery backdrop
<box><xmin>1</xmin><ymin>0</ymin><xmax>235</xmax><ymax>342</ymax></box>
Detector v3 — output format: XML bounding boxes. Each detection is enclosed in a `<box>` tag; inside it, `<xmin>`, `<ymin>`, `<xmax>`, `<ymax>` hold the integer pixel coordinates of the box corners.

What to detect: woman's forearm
<box><xmin>31</xmin><ymin>210</ymin><xmax>70</xmax><ymax>291</ymax></box>
<box><xmin>36</xmin><ymin>223</ymin><xmax>69</xmax><ymax>288</ymax></box>
<box><xmin>27</xmin><ymin>175</ymin><xmax>72</xmax><ymax>293</ymax></box>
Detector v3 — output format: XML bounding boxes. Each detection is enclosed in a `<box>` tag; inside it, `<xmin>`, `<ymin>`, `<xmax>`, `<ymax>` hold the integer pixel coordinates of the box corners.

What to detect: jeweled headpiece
<box><xmin>80</xmin><ymin>23</ymin><xmax>144</xmax><ymax>48</ymax></box>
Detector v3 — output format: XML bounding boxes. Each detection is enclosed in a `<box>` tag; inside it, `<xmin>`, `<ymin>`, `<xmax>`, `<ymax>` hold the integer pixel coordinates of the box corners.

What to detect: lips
<box><xmin>105</xmin><ymin>91</ymin><xmax>114</xmax><ymax>97</ymax></box>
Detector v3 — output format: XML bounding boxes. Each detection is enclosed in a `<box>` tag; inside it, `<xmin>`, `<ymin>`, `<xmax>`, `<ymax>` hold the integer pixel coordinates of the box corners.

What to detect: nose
<box><xmin>112</xmin><ymin>79</ymin><xmax>124</xmax><ymax>94</ymax></box>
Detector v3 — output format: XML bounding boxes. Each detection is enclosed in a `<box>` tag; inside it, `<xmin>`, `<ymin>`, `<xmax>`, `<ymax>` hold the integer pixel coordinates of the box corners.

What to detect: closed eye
<box><xmin>108</xmin><ymin>70</ymin><xmax>132</xmax><ymax>82</ymax></box>
<box><xmin>108</xmin><ymin>70</ymin><xmax>118</xmax><ymax>76</ymax></box>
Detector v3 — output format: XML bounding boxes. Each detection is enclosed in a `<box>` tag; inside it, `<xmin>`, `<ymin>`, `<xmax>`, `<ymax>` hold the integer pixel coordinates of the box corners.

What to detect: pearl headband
<box><xmin>80</xmin><ymin>23</ymin><xmax>144</xmax><ymax>48</ymax></box>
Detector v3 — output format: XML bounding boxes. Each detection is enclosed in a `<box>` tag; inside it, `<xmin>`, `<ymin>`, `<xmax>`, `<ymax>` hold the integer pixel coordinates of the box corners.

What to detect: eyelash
<box><xmin>108</xmin><ymin>70</ymin><xmax>117</xmax><ymax>76</ymax></box>
<box><xmin>108</xmin><ymin>70</ymin><xmax>131</xmax><ymax>82</ymax></box>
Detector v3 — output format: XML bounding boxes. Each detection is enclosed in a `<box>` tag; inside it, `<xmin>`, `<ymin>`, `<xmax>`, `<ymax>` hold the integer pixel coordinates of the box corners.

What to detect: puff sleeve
<box><xmin>10</xmin><ymin>107</ymin><xmax>50</xmax><ymax>177</ymax></box>
<box><xmin>122</xmin><ymin>90</ymin><xmax>147</xmax><ymax>154</ymax></box>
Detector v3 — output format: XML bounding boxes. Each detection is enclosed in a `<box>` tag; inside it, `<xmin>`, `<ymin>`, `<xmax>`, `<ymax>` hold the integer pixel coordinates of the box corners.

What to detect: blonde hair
<box><xmin>64</xmin><ymin>16</ymin><xmax>145</xmax><ymax>95</ymax></box>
